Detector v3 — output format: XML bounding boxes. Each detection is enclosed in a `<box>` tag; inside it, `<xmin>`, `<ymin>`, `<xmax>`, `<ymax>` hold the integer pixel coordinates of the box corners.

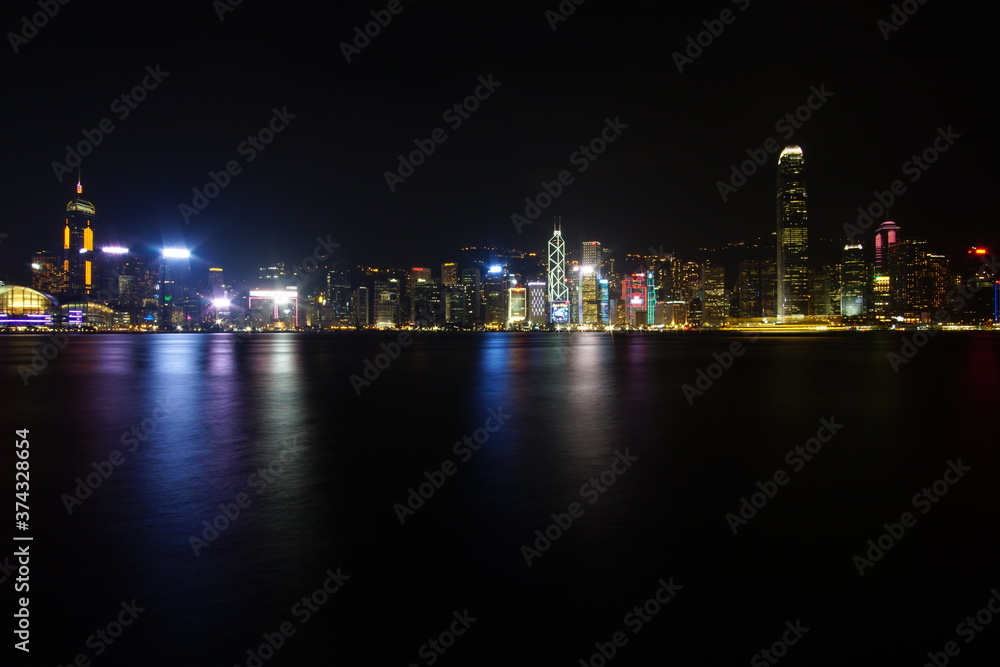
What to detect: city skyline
<box><xmin>8</xmin><ymin>162</ymin><xmax>996</xmax><ymax>291</ymax></box>
<box><xmin>5</xmin><ymin>168</ymin><xmax>996</xmax><ymax>331</ymax></box>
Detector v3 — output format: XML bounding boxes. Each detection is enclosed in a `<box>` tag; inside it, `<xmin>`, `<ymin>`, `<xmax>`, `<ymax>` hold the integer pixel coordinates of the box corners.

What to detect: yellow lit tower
<box><xmin>64</xmin><ymin>175</ymin><xmax>95</xmax><ymax>295</ymax></box>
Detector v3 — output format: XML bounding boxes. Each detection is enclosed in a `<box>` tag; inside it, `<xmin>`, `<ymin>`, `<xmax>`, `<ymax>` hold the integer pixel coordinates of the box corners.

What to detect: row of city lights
<box><xmin>84</xmin><ymin>246</ymin><xmax>192</xmax><ymax>258</ymax></box>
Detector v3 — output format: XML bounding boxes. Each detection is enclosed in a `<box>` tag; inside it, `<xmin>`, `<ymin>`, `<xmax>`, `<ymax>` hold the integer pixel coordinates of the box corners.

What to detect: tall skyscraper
<box><xmin>957</xmin><ymin>247</ymin><xmax>998</xmax><ymax>324</ymax></box>
<box><xmin>407</xmin><ymin>267</ymin><xmax>433</xmax><ymax>324</ymax></box>
<box><xmin>734</xmin><ymin>258</ymin><xmax>776</xmax><ymax>319</ymax></box>
<box><xmin>507</xmin><ymin>287</ymin><xmax>526</xmax><ymax>325</ymax></box>
<box><xmin>700</xmin><ymin>262</ymin><xmax>727</xmax><ymax>326</ymax></box>
<box><xmin>64</xmin><ymin>178</ymin><xmax>95</xmax><ymax>296</ymax></box>
<box><xmin>353</xmin><ymin>285</ymin><xmax>370</xmax><ymax>326</ymax></box>
<box><xmin>580</xmin><ymin>267</ymin><xmax>599</xmax><ymax>325</ymax></box>
<box><xmin>526</xmin><ymin>282</ymin><xmax>548</xmax><ymax>325</ymax></box>
<box><xmin>888</xmin><ymin>237</ymin><xmax>928</xmax><ymax>319</ymax></box>
<box><xmin>159</xmin><ymin>249</ymin><xmax>192</xmax><ymax>328</ymax></box>
<box><xmin>326</xmin><ymin>262</ymin><xmax>352</xmax><ymax>327</ymax></box>
<box><xmin>776</xmin><ymin>145</ymin><xmax>809</xmax><ymax>320</ymax></box>
<box><xmin>622</xmin><ymin>272</ymin><xmax>655</xmax><ymax>326</ymax></box>
<box><xmin>30</xmin><ymin>250</ymin><xmax>65</xmax><ymax>295</ymax></box>
<box><xmin>874</xmin><ymin>220</ymin><xmax>900</xmax><ymax>274</ymax></box>
<box><xmin>440</xmin><ymin>262</ymin><xmax>458</xmax><ymax>286</ymax></box>
<box><xmin>208</xmin><ymin>267</ymin><xmax>226</xmax><ymax>300</ymax></box>
<box><xmin>374</xmin><ymin>279</ymin><xmax>399</xmax><ymax>328</ymax></box>
<box><xmin>547</xmin><ymin>218</ymin><xmax>569</xmax><ymax>323</ymax></box>
<box><xmin>461</xmin><ymin>268</ymin><xmax>482</xmax><ymax>322</ymax></box>
<box><xmin>840</xmin><ymin>242</ymin><xmax>866</xmax><ymax>317</ymax></box>
<box><xmin>581</xmin><ymin>241</ymin><xmax>602</xmax><ymax>275</ymax></box>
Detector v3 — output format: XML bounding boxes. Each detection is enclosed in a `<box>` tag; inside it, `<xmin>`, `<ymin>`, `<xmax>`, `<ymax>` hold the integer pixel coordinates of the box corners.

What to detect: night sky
<box><xmin>1</xmin><ymin>0</ymin><xmax>994</xmax><ymax>283</ymax></box>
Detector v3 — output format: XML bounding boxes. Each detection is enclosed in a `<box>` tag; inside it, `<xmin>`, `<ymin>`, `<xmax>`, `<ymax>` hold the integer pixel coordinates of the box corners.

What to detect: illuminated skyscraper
<box><xmin>374</xmin><ymin>279</ymin><xmax>399</xmax><ymax>328</ymax></box>
<box><xmin>840</xmin><ymin>242</ymin><xmax>866</xmax><ymax>317</ymax></box>
<box><xmin>581</xmin><ymin>241</ymin><xmax>602</xmax><ymax>275</ymax></box>
<box><xmin>461</xmin><ymin>268</ymin><xmax>482</xmax><ymax>322</ymax></box>
<box><xmin>159</xmin><ymin>249</ymin><xmax>192</xmax><ymax>328</ymax></box>
<box><xmin>63</xmin><ymin>178</ymin><xmax>95</xmax><ymax>295</ymax></box>
<box><xmin>547</xmin><ymin>218</ymin><xmax>569</xmax><ymax>323</ymax></box>
<box><xmin>874</xmin><ymin>221</ymin><xmax>900</xmax><ymax>273</ymax></box>
<box><xmin>580</xmin><ymin>267</ymin><xmax>599</xmax><ymax>324</ymax></box>
<box><xmin>957</xmin><ymin>247</ymin><xmax>998</xmax><ymax>324</ymax></box>
<box><xmin>776</xmin><ymin>145</ymin><xmax>809</xmax><ymax>320</ymax></box>
<box><xmin>526</xmin><ymin>282</ymin><xmax>548</xmax><ymax>325</ymax></box>
<box><xmin>700</xmin><ymin>262</ymin><xmax>727</xmax><ymax>326</ymax></box>
<box><xmin>353</xmin><ymin>285</ymin><xmax>370</xmax><ymax>326</ymax></box>
<box><xmin>734</xmin><ymin>258</ymin><xmax>776</xmax><ymax>319</ymax></box>
<box><xmin>440</xmin><ymin>262</ymin><xmax>458</xmax><ymax>286</ymax></box>
<box><xmin>407</xmin><ymin>267</ymin><xmax>433</xmax><ymax>325</ymax></box>
<box><xmin>30</xmin><ymin>250</ymin><xmax>65</xmax><ymax>295</ymax></box>
<box><xmin>622</xmin><ymin>272</ymin><xmax>655</xmax><ymax>326</ymax></box>
<box><xmin>208</xmin><ymin>267</ymin><xmax>226</xmax><ymax>300</ymax></box>
<box><xmin>507</xmin><ymin>287</ymin><xmax>526</xmax><ymax>325</ymax></box>
<box><xmin>326</xmin><ymin>262</ymin><xmax>352</xmax><ymax>327</ymax></box>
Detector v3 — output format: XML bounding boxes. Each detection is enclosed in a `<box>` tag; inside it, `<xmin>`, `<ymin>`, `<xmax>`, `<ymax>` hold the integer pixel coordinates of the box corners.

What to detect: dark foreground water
<box><xmin>2</xmin><ymin>332</ymin><xmax>998</xmax><ymax>666</ymax></box>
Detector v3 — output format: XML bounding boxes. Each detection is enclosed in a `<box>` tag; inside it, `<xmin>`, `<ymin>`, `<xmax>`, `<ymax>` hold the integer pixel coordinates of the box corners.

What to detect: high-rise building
<box><xmin>159</xmin><ymin>249</ymin><xmax>193</xmax><ymax>329</ymax></box>
<box><xmin>412</xmin><ymin>279</ymin><xmax>443</xmax><ymax>327</ymax></box>
<box><xmin>258</xmin><ymin>263</ymin><xmax>290</xmax><ymax>289</ymax></box>
<box><xmin>888</xmin><ymin>238</ymin><xmax>929</xmax><ymax>319</ymax></box>
<box><xmin>734</xmin><ymin>258</ymin><xmax>776</xmax><ymax>319</ymax></box>
<box><xmin>326</xmin><ymin>262</ymin><xmax>352</xmax><ymax>327</ymax></box>
<box><xmin>208</xmin><ymin>267</ymin><xmax>226</xmax><ymax>300</ymax></box>
<box><xmin>119</xmin><ymin>253</ymin><xmax>159</xmax><ymax>327</ymax></box>
<box><xmin>925</xmin><ymin>254</ymin><xmax>950</xmax><ymax>314</ymax></box>
<box><xmin>461</xmin><ymin>268</ymin><xmax>482</xmax><ymax>322</ymax></box>
<box><xmin>776</xmin><ymin>145</ymin><xmax>809</xmax><ymax>320</ymax></box>
<box><xmin>580</xmin><ymin>267</ymin><xmax>599</xmax><ymax>325</ymax></box>
<box><xmin>352</xmin><ymin>285</ymin><xmax>370</xmax><ymax>327</ymax></box>
<box><xmin>654</xmin><ymin>253</ymin><xmax>680</xmax><ymax>302</ymax></box>
<box><xmin>954</xmin><ymin>247</ymin><xmax>996</xmax><ymax>324</ymax></box>
<box><xmin>440</xmin><ymin>262</ymin><xmax>458</xmax><ymax>286</ymax></box>
<box><xmin>374</xmin><ymin>279</ymin><xmax>399</xmax><ymax>328</ymax></box>
<box><xmin>808</xmin><ymin>272</ymin><xmax>833</xmax><ymax>317</ymax></box>
<box><xmin>598</xmin><ymin>278</ymin><xmax>610</xmax><ymax>324</ymax></box>
<box><xmin>63</xmin><ymin>178</ymin><xmax>95</xmax><ymax>296</ymax></box>
<box><xmin>484</xmin><ymin>267</ymin><xmax>506</xmax><ymax>326</ymax></box>
<box><xmin>581</xmin><ymin>241</ymin><xmax>602</xmax><ymax>275</ymax></box>
<box><xmin>700</xmin><ymin>262</ymin><xmax>727</xmax><ymax>326</ymax></box>
<box><xmin>444</xmin><ymin>283</ymin><xmax>474</xmax><ymax>326</ymax></box>
<box><xmin>94</xmin><ymin>246</ymin><xmax>131</xmax><ymax>302</ymax></box>
<box><xmin>526</xmin><ymin>282</ymin><xmax>548</xmax><ymax>325</ymax></box>
<box><xmin>30</xmin><ymin>250</ymin><xmax>65</xmax><ymax>295</ymax></box>
<box><xmin>872</xmin><ymin>275</ymin><xmax>890</xmax><ymax>319</ymax></box>
<box><xmin>622</xmin><ymin>272</ymin><xmax>654</xmax><ymax>326</ymax></box>
<box><xmin>874</xmin><ymin>221</ymin><xmax>901</xmax><ymax>274</ymax></box>
<box><xmin>840</xmin><ymin>243</ymin><xmax>866</xmax><ymax>317</ymax></box>
<box><xmin>507</xmin><ymin>287</ymin><xmax>526</xmax><ymax>326</ymax></box>
<box><xmin>407</xmin><ymin>267</ymin><xmax>433</xmax><ymax>324</ymax></box>
<box><xmin>547</xmin><ymin>218</ymin><xmax>568</xmax><ymax>322</ymax></box>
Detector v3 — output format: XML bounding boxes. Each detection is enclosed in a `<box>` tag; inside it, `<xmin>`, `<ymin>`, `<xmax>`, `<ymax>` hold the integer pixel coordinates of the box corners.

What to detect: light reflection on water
<box><xmin>2</xmin><ymin>331</ymin><xmax>996</xmax><ymax>665</ymax></box>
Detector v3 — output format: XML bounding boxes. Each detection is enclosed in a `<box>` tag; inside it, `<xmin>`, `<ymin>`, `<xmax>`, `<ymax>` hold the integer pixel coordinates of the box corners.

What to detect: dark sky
<box><xmin>1</xmin><ymin>0</ymin><xmax>994</xmax><ymax>283</ymax></box>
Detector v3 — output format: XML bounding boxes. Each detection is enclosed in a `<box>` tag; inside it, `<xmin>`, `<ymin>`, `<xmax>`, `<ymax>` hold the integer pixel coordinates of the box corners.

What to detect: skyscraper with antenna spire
<box><xmin>63</xmin><ymin>172</ymin><xmax>95</xmax><ymax>295</ymax></box>
<box><xmin>547</xmin><ymin>217</ymin><xmax>569</xmax><ymax>323</ymax></box>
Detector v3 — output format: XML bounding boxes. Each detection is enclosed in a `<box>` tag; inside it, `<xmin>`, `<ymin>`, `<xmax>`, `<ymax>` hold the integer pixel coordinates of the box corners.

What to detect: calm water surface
<box><xmin>2</xmin><ymin>332</ymin><xmax>998</xmax><ymax>666</ymax></box>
